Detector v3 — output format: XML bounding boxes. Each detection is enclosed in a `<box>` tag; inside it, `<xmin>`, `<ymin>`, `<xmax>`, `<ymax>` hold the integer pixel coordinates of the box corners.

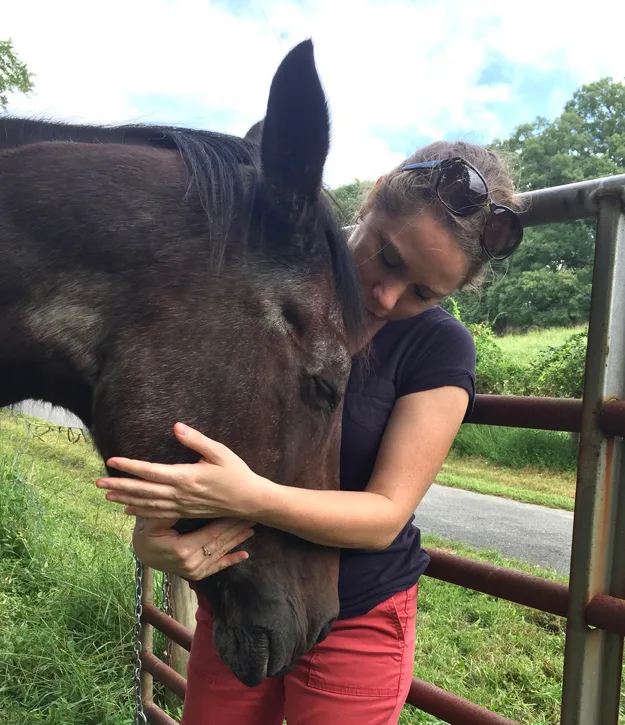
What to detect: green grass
<box><xmin>496</xmin><ymin>325</ymin><xmax>587</xmax><ymax>366</ymax></box>
<box><xmin>0</xmin><ymin>411</ymin><xmax>135</xmax><ymax>725</ymax></box>
<box><xmin>0</xmin><ymin>408</ymin><xmax>605</xmax><ymax>725</ymax></box>
<box><xmin>436</xmin><ymin>453</ymin><xmax>576</xmax><ymax>511</ymax></box>
<box><xmin>0</xmin><ymin>409</ymin><xmax>183</xmax><ymax>725</ymax></box>
<box><xmin>452</xmin><ymin>424</ymin><xmax>578</xmax><ymax>473</ymax></box>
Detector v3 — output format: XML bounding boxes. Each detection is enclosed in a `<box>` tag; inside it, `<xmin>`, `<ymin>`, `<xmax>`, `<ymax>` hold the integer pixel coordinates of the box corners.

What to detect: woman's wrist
<box><xmin>241</xmin><ymin>473</ymin><xmax>281</xmax><ymax>520</ymax></box>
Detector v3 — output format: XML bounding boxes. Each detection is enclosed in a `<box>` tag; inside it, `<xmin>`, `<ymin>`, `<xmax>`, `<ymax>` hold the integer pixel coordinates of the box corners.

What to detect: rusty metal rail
<box><xmin>143</xmin><ymin>701</ymin><xmax>179</xmax><ymax>725</ymax></box>
<box><xmin>142</xmin><ymin>603</ymin><xmax>193</xmax><ymax>653</ymax></box>
<box><xmin>425</xmin><ymin>549</ymin><xmax>569</xmax><ymax>617</ymax></box>
<box><xmin>407</xmin><ymin>679</ymin><xmax>518</xmax><ymax>725</ymax></box>
<box><xmin>141</xmin><ymin>651</ymin><xmax>187</xmax><ymax>701</ymax></box>
<box><xmin>136</xmin><ymin>172</ymin><xmax>625</xmax><ymax>724</ymax></box>
<box><xmin>471</xmin><ymin>395</ymin><xmax>625</xmax><ymax>437</ymax></box>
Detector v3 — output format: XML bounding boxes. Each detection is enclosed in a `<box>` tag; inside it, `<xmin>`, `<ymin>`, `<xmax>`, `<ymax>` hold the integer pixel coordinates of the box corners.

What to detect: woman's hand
<box><xmin>96</xmin><ymin>422</ymin><xmax>269</xmax><ymax>520</ymax></box>
<box><xmin>133</xmin><ymin>516</ymin><xmax>254</xmax><ymax>581</ymax></box>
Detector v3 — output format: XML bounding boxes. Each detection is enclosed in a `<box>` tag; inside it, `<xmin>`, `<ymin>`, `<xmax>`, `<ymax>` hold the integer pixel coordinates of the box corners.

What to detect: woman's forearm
<box><xmin>249</xmin><ymin>480</ymin><xmax>400</xmax><ymax>550</ymax></box>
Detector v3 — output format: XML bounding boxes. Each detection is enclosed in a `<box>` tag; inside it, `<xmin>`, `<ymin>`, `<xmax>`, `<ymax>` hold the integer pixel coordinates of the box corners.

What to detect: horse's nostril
<box><xmin>301</xmin><ymin>374</ymin><xmax>341</xmax><ymax>413</ymax></box>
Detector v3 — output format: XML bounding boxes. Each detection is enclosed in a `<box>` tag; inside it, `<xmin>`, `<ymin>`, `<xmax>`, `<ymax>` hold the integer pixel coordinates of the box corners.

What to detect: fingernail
<box><xmin>176</xmin><ymin>423</ymin><xmax>189</xmax><ymax>436</ymax></box>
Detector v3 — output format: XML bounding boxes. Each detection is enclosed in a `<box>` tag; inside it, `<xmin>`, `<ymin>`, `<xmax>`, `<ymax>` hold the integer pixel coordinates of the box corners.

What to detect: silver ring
<box><xmin>202</xmin><ymin>546</ymin><xmax>212</xmax><ymax>557</ymax></box>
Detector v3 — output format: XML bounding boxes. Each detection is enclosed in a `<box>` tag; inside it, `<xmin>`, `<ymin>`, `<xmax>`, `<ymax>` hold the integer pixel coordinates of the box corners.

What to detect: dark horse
<box><xmin>0</xmin><ymin>40</ymin><xmax>366</xmax><ymax>687</ymax></box>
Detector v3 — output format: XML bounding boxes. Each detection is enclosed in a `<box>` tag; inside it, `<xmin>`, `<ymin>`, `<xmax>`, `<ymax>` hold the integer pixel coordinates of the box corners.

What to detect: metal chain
<box><xmin>133</xmin><ymin>554</ymin><xmax>148</xmax><ymax>725</ymax></box>
<box><xmin>162</xmin><ymin>571</ymin><xmax>173</xmax><ymax>668</ymax></box>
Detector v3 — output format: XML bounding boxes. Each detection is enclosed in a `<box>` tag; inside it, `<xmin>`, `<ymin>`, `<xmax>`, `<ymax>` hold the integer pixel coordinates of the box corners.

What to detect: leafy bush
<box><xmin>470</xmin><ymin>321</ymin><xmax>530</xmax><ymax>396</ymax></box>
<box><xmin>448</xmin><ymin>299</ymin><xmax>588</xmax><ymax>399</ymax></box>
<box><xmin>530</xmin><ymin>329</ymin><xmax>588</xmax><ymax>399</ymax></box>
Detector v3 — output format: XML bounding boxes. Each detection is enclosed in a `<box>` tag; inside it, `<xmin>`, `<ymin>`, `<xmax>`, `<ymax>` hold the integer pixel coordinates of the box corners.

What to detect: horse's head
<box><xmin>102</xmin><ymin>40</ymin><xmax>363</xmax><ymax>686</ymax></box>
<box><xmin>188</xmin><ymin>40</ymin><xmax>365</xmax><ymax>685</ymax></box>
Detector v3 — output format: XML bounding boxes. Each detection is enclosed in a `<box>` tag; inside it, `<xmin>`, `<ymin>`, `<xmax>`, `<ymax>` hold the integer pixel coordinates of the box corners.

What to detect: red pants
<box><xmin>181</xmin><ymin>584</ymin><xmax>418</xmax><ymax>725</ymax></box>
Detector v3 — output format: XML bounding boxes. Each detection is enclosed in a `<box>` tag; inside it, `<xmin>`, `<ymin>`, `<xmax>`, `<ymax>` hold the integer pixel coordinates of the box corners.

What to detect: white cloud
<box><xmin>3</xmin><ymin>0</ymin><xmax>625</xmax><ymax>187</ymax></box>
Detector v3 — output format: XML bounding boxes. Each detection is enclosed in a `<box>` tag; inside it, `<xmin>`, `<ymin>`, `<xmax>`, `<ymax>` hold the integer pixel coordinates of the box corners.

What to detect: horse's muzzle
<box><xmin>212</xmin><ymin>612</ymin><xmax>336</xmax><ymax>687</ymax></box>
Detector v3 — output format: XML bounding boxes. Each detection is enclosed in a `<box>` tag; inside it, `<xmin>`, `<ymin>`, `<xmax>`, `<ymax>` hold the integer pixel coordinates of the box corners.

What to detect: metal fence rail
<box><xmin>137</xmin><ymin>172</ymin><xmax>625</xmax><ymax>725</ymax></box>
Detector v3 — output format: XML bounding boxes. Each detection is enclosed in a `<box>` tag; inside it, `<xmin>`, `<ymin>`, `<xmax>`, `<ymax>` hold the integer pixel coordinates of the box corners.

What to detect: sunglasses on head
<box><xmin>400</xmin><ymin>157</ymin><xmax>523</xmax><ymax>261</ymax></box>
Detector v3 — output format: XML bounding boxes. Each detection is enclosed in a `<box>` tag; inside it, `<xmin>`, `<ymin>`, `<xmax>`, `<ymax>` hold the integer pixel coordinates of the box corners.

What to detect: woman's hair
<box><xmin>360</xmin><ymin>141</ymin><xmax>523</xmax><ymax>288</ymax></box>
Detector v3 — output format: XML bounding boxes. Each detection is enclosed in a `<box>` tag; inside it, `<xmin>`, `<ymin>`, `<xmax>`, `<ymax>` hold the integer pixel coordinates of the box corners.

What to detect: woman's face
<box><xmin>350</xmin><ymin>207</ymin><xmax>471</xmax><ymax>331</ymax></box>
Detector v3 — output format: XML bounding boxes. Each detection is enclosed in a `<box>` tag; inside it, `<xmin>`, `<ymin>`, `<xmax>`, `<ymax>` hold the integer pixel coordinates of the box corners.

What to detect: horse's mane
<box><xmin>138</xmin><ymin>124</ymin><xmax>365</xmax><ymax>343</ymax></box>
<box><xmin>155</xmin><ymin>127</ymin><xmax>261</xmax><ymax>262</ymax></box>
<box><xmin>0</xmin><ymin>116</ymin><xmax>366</xmax><ymax>343</ymax></box>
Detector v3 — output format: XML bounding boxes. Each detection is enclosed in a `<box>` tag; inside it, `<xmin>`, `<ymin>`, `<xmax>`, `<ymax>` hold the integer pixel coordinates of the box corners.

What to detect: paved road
<box><xmin>12</xmin><ymin>400</ymin><xmax>573</xmax><ymax>574</ymax></box>
<box><xmin>415</xmin><ymin>483</ymin><xmax>573</xmax><ymax>574</ymax></box>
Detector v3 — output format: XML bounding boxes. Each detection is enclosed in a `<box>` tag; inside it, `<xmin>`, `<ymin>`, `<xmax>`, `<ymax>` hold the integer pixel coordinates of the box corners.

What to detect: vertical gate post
<box><xmin>170</xmin><ymin>575</ymin><xmax>198</xmax><ymax>676</ymax></box>
<box><xmin>561</xmin><ymin>192</ymin><xmax>625</xmax><ymax>724</ymax></box>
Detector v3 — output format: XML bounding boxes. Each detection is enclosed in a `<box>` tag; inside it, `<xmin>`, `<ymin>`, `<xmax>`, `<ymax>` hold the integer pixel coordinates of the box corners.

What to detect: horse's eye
<box><xmin>301</xmin><ymin>374</ymin><xmax>341</xmax><ymax>413</ymax></box>
<box><xmin>282</xmin><ymin>303</ymin><xmax>305</xmax><ymax>337</ymax></box>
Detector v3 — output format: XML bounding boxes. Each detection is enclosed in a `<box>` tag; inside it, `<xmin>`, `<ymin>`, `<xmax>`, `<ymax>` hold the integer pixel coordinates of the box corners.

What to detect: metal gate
<box><xmin>137</xmin><ymin>172</ymin><xmax>625</xmax><ymax>725</ymax></box>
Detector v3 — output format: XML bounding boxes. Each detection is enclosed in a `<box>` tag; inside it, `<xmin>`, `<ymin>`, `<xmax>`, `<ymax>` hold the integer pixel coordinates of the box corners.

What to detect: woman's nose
<box><xmin>371</xmin><ymin>281</ymin><xmax>404</xmax><ymax>312</ymax></box>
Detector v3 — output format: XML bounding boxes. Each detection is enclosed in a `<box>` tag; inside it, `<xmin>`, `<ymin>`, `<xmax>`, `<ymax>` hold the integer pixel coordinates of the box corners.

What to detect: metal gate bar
<box><xmin>425</xmin><ymin>550</ymin><xmax>569</xmax><ymax>617</ymax></box>
<box><xmin>143</xmin><ymin>701</ymin><xmax>178</xmax><ymax>725</ymax></box>
<box><xmin>560</xmin><ymin>193</ymin><xmax>625</xmax><ymax>724</ymax></box>
<box><xmin>406</xmin><ymin>679</ymin><xmax>519</xmax><ymax>724</ymax></box>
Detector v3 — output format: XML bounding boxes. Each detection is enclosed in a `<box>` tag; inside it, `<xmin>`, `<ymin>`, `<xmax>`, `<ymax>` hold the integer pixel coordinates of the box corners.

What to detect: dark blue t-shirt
<box><xmin>337</xmin><ymin>306</ymin><xmax>476</xmax><ymax>619</ymax></box>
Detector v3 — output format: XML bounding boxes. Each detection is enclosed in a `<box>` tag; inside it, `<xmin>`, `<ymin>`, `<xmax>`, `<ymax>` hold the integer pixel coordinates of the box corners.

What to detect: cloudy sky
<box><xmin>3</xmin><ymin>0</ymin><xmax>625</xmax><ymax>187</ymax></box>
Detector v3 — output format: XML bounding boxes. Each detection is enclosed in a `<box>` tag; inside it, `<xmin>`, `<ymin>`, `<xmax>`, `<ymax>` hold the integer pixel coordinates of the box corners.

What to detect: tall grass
<box><xmin>0</xmin><ymin>410</ymin><xmax>184</xmax><ymax>724</ymax></box>
<box><xmin>452</xmin><ymin>425</ymin><xmax>578</xmax><ymax>473</ymax></box>
<box><xmin>495</xmin><ymin>325</ymin><xmax>587</xmax><ymax>366</ymax></box>
<box><xmin>0</xmin><ymin>460</ymin><xmax>136</xmax><ymax>725</ymax></box>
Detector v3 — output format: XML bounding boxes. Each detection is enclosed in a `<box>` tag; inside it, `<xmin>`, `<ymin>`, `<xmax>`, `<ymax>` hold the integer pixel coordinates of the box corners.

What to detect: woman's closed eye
<box><xmin>376</xmin><ymin>231</ymin><xmax>441</xmax><ymax>304</ymax></box>
<box><xmin>379</xmin><ymin>237</ymin><xmax>403</xmax><ymax>270</ymax></box>
<box><xmin>413</xmin><ymin>286</ymin><xmax>431</xmax><ymax>303</ymax></box>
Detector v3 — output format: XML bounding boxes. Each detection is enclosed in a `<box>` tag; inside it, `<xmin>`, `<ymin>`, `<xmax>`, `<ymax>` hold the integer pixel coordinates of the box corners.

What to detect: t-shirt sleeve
<box><xmin>395</xmin><ymin>315</ymin><xmax>477</xmax><ymax>421</ymax></box>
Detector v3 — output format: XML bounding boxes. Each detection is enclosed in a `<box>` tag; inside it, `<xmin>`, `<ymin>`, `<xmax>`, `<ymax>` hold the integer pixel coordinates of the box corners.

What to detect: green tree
<box><xmin>563</xmin><ymin>77</ymin><xmax>625</xmax><ymax>168</ymax></box>
<box><xmin>330</xmin><ymin>178</ymin><xmax>374</xmax><ymax>227</ymax></box>
<box><xmin>0</xmin><ymin>38</ymin><xmax>34</xmax><ymax>109</ymax></box>
<box><xmin>452</xmin><ymin>78</ymin><xmax>625</xmax><ymax>331</ymax></box>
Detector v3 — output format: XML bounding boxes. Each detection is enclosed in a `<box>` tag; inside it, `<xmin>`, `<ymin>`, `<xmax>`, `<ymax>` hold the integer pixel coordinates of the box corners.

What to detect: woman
<box><xmin>97</xmin><ymin>140</ymin><xmax>523</xmax><ymax>725</ymax></box>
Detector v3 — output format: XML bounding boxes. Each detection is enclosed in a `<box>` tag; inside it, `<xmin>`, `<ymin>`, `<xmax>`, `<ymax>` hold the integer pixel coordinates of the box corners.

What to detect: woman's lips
<box><xmin>366</xmin><ymin>307</ymin><xmax>385</xmax><ymax>320</ymax></box>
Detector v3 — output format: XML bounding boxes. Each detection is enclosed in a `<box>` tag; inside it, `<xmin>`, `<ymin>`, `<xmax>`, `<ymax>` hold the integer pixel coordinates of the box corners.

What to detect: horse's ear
<box><xmin>260</xmin><ymin>39</ymin><xmax>330</xmax><ymax>203</ymax></box>
<box><xmin>244</xmin><ymin>119</ymin><xmax>264</xmax><ymax>143</ymax></box>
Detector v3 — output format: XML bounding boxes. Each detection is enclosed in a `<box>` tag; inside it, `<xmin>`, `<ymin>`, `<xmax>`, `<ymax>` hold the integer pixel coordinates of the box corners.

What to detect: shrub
<box><xmin>530</xmin><ymin>329</ymin><xmax>588</xmax><ymax>399</ymax></box>
<box><xmin>447</xmin><ymin>299</ymin><xmax>588</xmax><ymax>399</ymax></box>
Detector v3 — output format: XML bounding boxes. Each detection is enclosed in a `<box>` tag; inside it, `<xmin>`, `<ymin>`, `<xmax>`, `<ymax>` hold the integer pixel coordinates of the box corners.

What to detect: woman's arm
<box><xmin>255</xmin><ymin>385</ymin><xmax>468</xmax><ymax>549</ymax></box>
<box><xmin>98</xmin><ymin>385</ymin><xmax>468</xmax><ymax>550</ymax></box>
